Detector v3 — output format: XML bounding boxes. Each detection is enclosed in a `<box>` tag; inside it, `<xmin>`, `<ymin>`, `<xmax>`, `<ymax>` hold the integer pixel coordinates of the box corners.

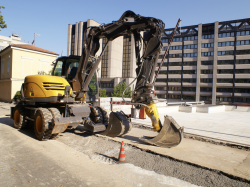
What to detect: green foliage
<box><xmin>111</xmin><ymin>82</ymin><xmax>131</xmax><ymax>98</ymax></box>
<box><xmin>99</xmin><ymin>88</ymin><xmax>107</xmax><ymax>97</ymax></box>
<box><xmin>0</xmin><ymin>6</ymin><xmax>7</xmax><ymax>31</ymax></box>
<box><xmin>13</xmin><ymin>91</ymin><xmax>21</xmax><ymax>101</ymax></box>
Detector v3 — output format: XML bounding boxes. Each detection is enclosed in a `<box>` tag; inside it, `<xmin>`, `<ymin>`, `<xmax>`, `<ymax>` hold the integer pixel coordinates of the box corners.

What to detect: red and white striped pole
<box><xmin>152</xmin><ymin>18</ymin><xmax>181</xmax><ymax>85</ymax></box>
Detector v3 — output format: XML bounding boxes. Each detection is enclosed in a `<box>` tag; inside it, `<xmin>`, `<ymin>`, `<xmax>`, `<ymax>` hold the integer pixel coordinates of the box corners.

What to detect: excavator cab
<box><xmin>51</xmin><ymin>55</ymin><xmax>99</xmax><ymax>105</ymax></box>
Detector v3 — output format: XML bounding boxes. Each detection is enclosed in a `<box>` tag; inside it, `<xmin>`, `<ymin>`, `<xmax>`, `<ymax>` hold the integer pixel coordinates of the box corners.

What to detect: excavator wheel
<box><xmin>13</xmin><ymin>104</ymin><xmax>27</xmax><ymax>129</ymax></box>
<box><xmin>48</xmin><ymin>108</ymin><xmax>61</xmax><ymax>139</ymax></box>
<box><xmin>90</xmin><ymin>106</ymin><xmax>103</xmax><ymax>123</ymax></box>
<box><xmin>34</xmin><ymin>108</ymin><xmax>53</xmax><ymax>141</ymax></box>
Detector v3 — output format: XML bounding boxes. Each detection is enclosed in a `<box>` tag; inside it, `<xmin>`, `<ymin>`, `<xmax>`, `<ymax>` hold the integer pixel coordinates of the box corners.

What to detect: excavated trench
<box><xmin>56</xmin><ymin>129</ymin><xmax>250</xmax><ymax>187</ymax></box>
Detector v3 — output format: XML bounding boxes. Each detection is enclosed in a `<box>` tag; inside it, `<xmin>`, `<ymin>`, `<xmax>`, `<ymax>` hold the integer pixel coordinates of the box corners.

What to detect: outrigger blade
<box><xmin>140</xmin><ymin>115</ymin><xmax>184</xmax><ymax>148</ymax></box>
<box><xmin>101</xmin><ymin>111</ymin><xmax>132</xmax><ymax>137</ymax></box>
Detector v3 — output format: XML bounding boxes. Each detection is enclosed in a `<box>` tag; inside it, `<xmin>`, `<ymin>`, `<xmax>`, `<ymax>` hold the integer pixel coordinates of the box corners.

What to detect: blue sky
<box><xmin>1</xmin><ymin>0</ymin><xmax>250</xmax><ymax>56</ymax></box>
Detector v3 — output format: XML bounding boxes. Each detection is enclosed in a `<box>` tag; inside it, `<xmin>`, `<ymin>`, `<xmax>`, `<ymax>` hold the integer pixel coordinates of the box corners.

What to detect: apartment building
<box><xmin>156</xmin><ymin>18</ymin><xmax>250</xmax><ymax>105</ymax></box>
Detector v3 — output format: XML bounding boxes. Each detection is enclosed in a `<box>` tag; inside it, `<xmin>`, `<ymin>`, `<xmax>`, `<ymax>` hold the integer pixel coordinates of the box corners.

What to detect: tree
<box><xmin>111</xmin><ymin>82</ymin><xmax>131</xmax><ymax>98</ymax></box>
<box><xmin>0</xmin><ymin>6</ymin><xmax>7</xmax><ymax>31</ymax></box>
<box><xmin>99</xmin><ymin>88</ymin><xmax>107</xmax><ymax>97</ymax></box>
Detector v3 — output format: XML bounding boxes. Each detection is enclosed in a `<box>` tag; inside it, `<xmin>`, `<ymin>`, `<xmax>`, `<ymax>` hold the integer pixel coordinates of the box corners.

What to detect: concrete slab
<box><xmin>97</xmin><ymin>128</ymin><xmax>250</xmax><ymax>180</ymax></box>
<box><xmin>122</xmin><ymin>106</ymin><xmax>250</xmax><ymax>146</ymax></box>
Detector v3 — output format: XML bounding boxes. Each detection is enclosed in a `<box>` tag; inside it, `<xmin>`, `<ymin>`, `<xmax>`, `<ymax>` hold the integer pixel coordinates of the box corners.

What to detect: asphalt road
<box><xmin>0</xmin><ymin>105</ymin><xmax>196</xmax><ymax>187</ymax></box>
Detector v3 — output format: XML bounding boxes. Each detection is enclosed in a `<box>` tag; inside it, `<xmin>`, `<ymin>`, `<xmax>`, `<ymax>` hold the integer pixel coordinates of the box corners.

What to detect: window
<box><xmin>168</xmin><ymin>45</ymin><xmax>182</xmax><ymax>50</ymax></box>
<box><xmin>218</xmin><ymin>60</ymin><xmax>234</xmax><ymax>65</ymax></box>
<box><xmin>101</xmin><ymin>38</ymin><xmax>109</xmax><ymax>78</ymax></box>
<box><xmin>168</xmin><ymin>87</ymin><xmax>181</xmax><ymax>91</ymax></box>
<box><xmin>217</xmin><ymin>79</ymin><xmax>233</xmax><ymax>83</ymax></box>
<box><xmin>202</xmin><ymin>34</ymin><xmax>214</xmax><ymax>39</ymax></box>
<box><xmin>218</xmin><ymin>51</ymin><xmax>234</xmax><ymax>56</ymax></box>
<box><xmin>182</xmin><ymin>87</ymin><xmax>196</xmax><ymax>91</ymax></box>
<box><xmin>217</xmin><ymin>69</ymin><xmax>233</xmax><ymax>74</ymax></box>
<box><xmin>236</xmin><ymin>59</ymin><xmax>250</xmax><ymax>64</ymax></box>
<box><xmin>7</xmin><ymin>59</ymin><xmax>9</xmax><ymax>74</ymax></box>
<box><xmin>168</xmin><ymin>94</ymin><xmax>181</xmax><ymax>99</ymax></box>
<box><xmin>183</xmin><ymin>61</ymin><xmax>197</xmax><ymax>66</ymax></box>
<box><xmin>168</xmin><ymin>53</ymin><xmax>182</xmax><ymax>58</ymax></box>
<box><xmin>201</xmin><ymin>52</ymin><xmax>214</xmax><ymax>56</ymax></box>
<box><xmin>218</xmin><ymin>42</ymin><xmax>234</xmax><ymax>47</ymax></box>
<box><xmin>218</xmin><ymin>32</ymin><xmax>234</xmax><ymax>38</ymax></box>
<box><xmin>236</xmin><ymin>40</ymin><xmax>250</xmax><ymax>46</ymax></box>
<box><xmin>200</xmin><ymin>87</ymin><xmax>212</xmax><ymax>92</ymax></box>
<box><xmin>201</xmin><ymin>61</ymin><xmax>213</xmax><ymax>65</ymax></box>
<box><xmin>184</xmin><ymin>36</ymin><xmax>198</xmax><ymax>41</ymax></box>
<box><xmin>236</xmin><ymin>31</ymin><xmax>250</xmax><ymax>36</ymax></box>
<box><xmin>169</xmin><ymin>62</ymin><xmax>182</xmax><ymax>66</ymax></box>
<box><xmin>182</xmin><ymin>79</ymin><xmax>196</xmax><ymax>83</ymax></box>
<box><xmin>236</xmin><ymin>49</ymin><xmax>250</xmax><ymax>55</ymax></box>
<box><xmin>184</xmin><ymin>44</ymin><xmax>197</xmax><ymax>49</ymax></box>
<box><xmin>183</xmin><ymin>53</ymin><xmax>197</xmax><ymax>57</ymax></box>
<box><xmin>54</xmin><ymin>61</ymin><xmax>63</xmax><ymax>76</ymax></box>
<box><xmin>217</xmin><ymin>88</ymin><xmax>233</xmax><ymax>92</ymax></box>
<box><xmin>235</xmin><ymin>69</ymin><xmax>250</xmax><ymax>73</ymax></box>
<box><xmin>168</xmin><ymin>79</ymin><xmax>181</xmax><ymax>82</ymax></box>
<box><xmin>201</xmin><ymin>70</ymin><xmax>213</xmax><ymax>74</ymax></box>
<box><xmin>183</xmin><ymin>70</ymin><xmax>196</xmax><ymax>74</ymax></box>
<box><xmin>122</xmin><ymin>36</ymin><xmax>131</xmax><ymax>77</ymax></box>
<box><xmin>168</xmin><ymin>70</ymin><xmax>181</xmax><ymax>74</ymax></box>
<box><xmin>202</xmin><ymin>43</ymin><xmax>214</xmax><ymax>48</ymax></box>
<box><xmin>200</xmin><ymin>96</ymin><xmax>212</xmax><ymax>101</ymax></box>
<box><xmin>162</xmin><ymin>38</ymin><xmax>168</xmax><ymax>43</ymax></box>
<box><xmin>201</xmin><ymin>79</ymin><xmax>213</xmax><ymax>83</ymax></box>
<box><xmin>172</xmin><ymin>37</ymin><xmax>182</xmax><ymax>42</ymax></box>
<box><xmin>155</xmin><ymin>87</ymin><xmax>167</xmax><ymax>90</ymax></box>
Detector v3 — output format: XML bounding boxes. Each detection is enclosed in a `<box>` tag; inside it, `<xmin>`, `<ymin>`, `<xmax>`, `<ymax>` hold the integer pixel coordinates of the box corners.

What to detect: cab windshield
<box><xmin>53</xmin><ymin>57</ymin><xmax>98</xmax><ymax>97</ymax></box>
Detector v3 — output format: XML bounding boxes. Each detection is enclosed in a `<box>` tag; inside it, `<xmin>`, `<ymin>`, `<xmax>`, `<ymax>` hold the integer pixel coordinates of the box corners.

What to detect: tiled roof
<box><xmin>10</xmin><ymin>44</ymin><xmax>58</xmax><ymax>55</ymax></box>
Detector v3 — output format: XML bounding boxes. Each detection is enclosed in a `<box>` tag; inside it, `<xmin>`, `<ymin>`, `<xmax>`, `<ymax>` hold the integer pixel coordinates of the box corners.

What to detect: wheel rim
<box><xmin>36</xmin><ymin>116</ymin><xmax>43</xmax><ymax>134</ymax></box>
<box><xmin>14</xmin><ymin>110</ymin><xmax>20</xmax><ymax>124</ymax></box>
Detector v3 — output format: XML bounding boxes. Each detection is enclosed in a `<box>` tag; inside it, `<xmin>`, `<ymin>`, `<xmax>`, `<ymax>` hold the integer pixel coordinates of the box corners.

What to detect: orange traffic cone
<box><xmin>118</xmin><ymin>141</ymin><xmax>126</xmax><ymax>163</ymax></box>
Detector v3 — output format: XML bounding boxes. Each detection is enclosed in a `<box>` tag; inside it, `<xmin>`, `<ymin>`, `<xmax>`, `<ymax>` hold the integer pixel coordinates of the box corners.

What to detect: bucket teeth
<box><xmin>140</xmin><ymin>115</ymin><xmax>184</xmax><ymax>148</ymax></box>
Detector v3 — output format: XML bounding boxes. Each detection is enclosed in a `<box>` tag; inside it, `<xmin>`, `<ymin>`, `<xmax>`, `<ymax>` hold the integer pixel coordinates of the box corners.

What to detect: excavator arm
<box><xmin>73</xmin><ymin>11</ymin><xmax>183</xmax><ymax>148</ymax></box>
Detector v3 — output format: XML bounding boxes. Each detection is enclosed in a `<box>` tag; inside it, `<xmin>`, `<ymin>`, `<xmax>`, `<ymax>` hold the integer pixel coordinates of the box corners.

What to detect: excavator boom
<box><xmin>73</xmin><ymin>11</ymin><xmax>183</xmax><ymax>148</ymax></box>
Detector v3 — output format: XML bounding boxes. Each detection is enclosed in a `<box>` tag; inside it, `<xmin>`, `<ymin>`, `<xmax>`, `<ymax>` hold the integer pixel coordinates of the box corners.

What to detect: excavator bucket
<box><xmin>140</xmin><ymin>115</ymin><xmax>184</xmax><ymax>148</ymax></box>
<box><xmin>101</xmin><ymin>111</ymin><xmax>132</xmax><ymax>137</ymax></box>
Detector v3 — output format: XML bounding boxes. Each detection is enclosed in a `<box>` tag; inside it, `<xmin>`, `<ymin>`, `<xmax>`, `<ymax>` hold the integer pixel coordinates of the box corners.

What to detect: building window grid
<box><xmin>201</xmin><ymin>52</ymin><xmax>214</xmax><ymax>56</ymax></box>
<box><xmin>122</xmin><ymin>37</ymin><xmax>131</xmax><ymax>77</ymax></box>
<box><xmin>218</xmin><ymin>32</ymin><xmax>234</xmax><ymax>38</ymax></box>
<box><xmin>183</xmin><ymin>53</ymin><xmax>197</xmax><ymax>57</ymax></box>
<box><xmin>202</xmin><ymin>34</ymin><xmax>214</xmax><ymax>39</ymax></box>
<box><xmin>184</xmin><ymin>36</ymin><xmax>198</xmax><ymax>41</ymax></box>
<box><xmin>201</xmin><ymin>61</ymin><xmax>213</xmax><ymax>65</ymax></box>
<box><xmin>101</xmin><ymin>38</ymin><xmax>109</xmax><ymax>78</ymax></box>
<box><xmin>201</xmin><ymin>69</ymin><xmax>213</xmax><ymax>74</ymax></box>
<box><xmin>184</xmin><ymin>44</ymin><xmax>197</xmax><ymax>49</ymax></box>
<box><xmin>236</xmin><ymin>40</ymin><xmax>250</xmax><ymax>45</ymax></box>
<box><xmin>202</xmin><ymin>43</ymin><xmax>214</xmax><ymax>48</ymax></box>
<box><xmin>218</xmin><ymin>41</ymin><xmax>234</xmax><ymax>47</ymax></box>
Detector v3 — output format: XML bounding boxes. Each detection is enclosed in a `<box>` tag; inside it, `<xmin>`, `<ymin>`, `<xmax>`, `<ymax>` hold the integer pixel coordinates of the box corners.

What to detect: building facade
<box><xmin>0</xmin><ymin>44</ymin><xmax>58</xmax><ymax>102</ymax></box>
<box><xmin>67</xmin><ymin>20</ymin><xmax>137</xmax><ymax>96</ymax></box>
<box><xmin>156</xmin><ymin>18</ymin><xmax>250</xmax><ymax>105</ymax></box>
<box><xmin>0</xmin><ymin>34</ymin><xmax>27</xmax><ymax>51</ymax></box>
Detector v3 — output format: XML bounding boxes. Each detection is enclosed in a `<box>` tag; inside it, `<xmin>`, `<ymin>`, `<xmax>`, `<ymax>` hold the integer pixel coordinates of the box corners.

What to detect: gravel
<box><xmin>56</xmin><ymin>129</ymin><xmax>250</xmax><ymax>187</ymax></box>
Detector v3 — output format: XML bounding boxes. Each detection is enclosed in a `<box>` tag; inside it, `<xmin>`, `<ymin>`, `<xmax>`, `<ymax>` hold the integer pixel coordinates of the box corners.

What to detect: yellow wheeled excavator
<box><xmin>11</xmin><ymin>11</ymin><xmax>183</xmax><ymax>148</ymax></box>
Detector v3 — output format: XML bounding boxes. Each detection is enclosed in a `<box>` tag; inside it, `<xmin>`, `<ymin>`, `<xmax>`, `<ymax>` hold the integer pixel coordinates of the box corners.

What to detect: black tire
<box><xmin>90</xmin><ymin>106</ymin><xmax>103</xmax><ymax>123</ymax></box>
<box><xmin>34</xmin><ymin>108</ymin><xmax>53</xmax><ymax>141</ymax></box>
<box><xmin>13</xmin><ymin>105</ymin><xmax>26</xmax><ymax>129</ymax></box>
<box><xmin>48</xmin><ymin>108</ymin><xmax>61</xmax><ymax>139</ymax></box>
<box><xmin>99</xmin><ymin>107</ymin><xmax>109</xmax><ymax>123</ymax></box>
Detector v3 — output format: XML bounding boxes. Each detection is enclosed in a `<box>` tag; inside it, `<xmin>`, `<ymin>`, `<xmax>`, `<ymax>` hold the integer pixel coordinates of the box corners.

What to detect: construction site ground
<box><xmin>0</xmin><ymin>102</ymin><xmax>250</xmax><ymax>187</ymax></box>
